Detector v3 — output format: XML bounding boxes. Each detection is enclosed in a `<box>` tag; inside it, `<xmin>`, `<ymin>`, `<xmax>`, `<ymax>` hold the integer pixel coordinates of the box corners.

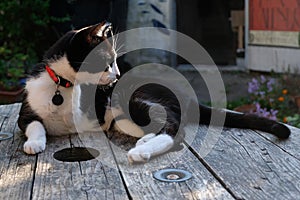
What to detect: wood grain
<box><xmin>72</xmin><ymin>132</ymin><xmax>129</xmax><ymax>200</ymax></box>
<box><xmin>32</xmin><ymin>133</ymin><xmax>128</xmax><ymax>200</ymax></box>
<box><xmin>108</xmin><ymin>132</ymin><xmax>234</xmax><ymax>200</ymax></box>
<box><xmin>0</xmin><ymin>104</ymin><xmax>128</xmax><ymax>200</ymax></box>
<box><xmin>255</xmin><ymin>125</ymin><xmax>300</xmax><ymax>160</ymax></box>
<box><xmin>0</xmin><ymin>103</ymin><xmax>36</xmax><ymax>200</ymax></box>
<box><xmin>1</xmin><ymin>103</ymin><xmax>300</xmax><ymax>200</ymax></box>
<box><xmin>188</xmin><ymin>125</ymin><xmax>300</xmax><ymax>200</ymax></box>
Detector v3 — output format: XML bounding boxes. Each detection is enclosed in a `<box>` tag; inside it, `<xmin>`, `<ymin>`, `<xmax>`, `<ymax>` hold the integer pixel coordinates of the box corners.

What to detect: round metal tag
<box><xmin>153</xmin><ymin>168</ymin><xmax>192</xmax><ymax>183</ymax></box>
<box><xmin>0</xmin><ymin>132</ymin><xmax>13</xmax><ymax>141</ymax></box>
<box><xmin>52</xmin><ymin>92</ymin><xmax>64</xmax><ymax>106</ymax></box>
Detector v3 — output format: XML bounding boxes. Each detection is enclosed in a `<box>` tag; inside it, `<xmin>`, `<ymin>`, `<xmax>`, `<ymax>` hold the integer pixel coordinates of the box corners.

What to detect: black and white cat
<box><xmin>18</xmin><ymin>22</ymin><xmax>291</xmax><ymax>163</ymax></box>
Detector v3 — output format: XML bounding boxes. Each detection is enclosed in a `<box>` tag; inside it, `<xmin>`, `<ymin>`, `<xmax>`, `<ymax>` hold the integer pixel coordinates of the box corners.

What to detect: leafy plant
<box><xmin>229</xmin><ymin>74</ymin><xmax>300</xmax><ymax>128</ymax></box>
<box><xmin>0</xmin><ymin>0</ymin><xmax>70</xmax><ymax>91</ymax></box>
<box><xmin>281</xmin><ymin>70</ymin><xmax>300</xmax><ymax>97</ymax></box>
<box><xmin>248</xmin><ymin>75</ymin><xmax>298</xmax><ymax>121</ymax></box>
<box><xmin>0</xmin><ymin>50</ymin><xmax>26</xmax><ymax>90</ymax></box>
<box><xmin>286</xmin><ymin>114</ymin><xmax>300</xmax><ymax>128</ymax></box>
<box><xmin>226</xmin><ymin>98</ymin><xmax>249</xmax><ymax>110</ymax></box>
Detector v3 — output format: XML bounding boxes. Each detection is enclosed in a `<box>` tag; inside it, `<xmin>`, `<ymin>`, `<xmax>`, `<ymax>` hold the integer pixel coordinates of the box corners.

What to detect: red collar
<box><xmin>45</xmin><ymin>65</ymin><xmax>73</xmax><ymax>88</ymax></box>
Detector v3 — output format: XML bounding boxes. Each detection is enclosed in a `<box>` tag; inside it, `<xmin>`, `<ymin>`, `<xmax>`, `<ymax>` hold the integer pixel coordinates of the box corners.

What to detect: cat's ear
<box><xmin>88</xmin><ymin>21</ymin><xmax>112</xmax><ymax>38</ymax></box>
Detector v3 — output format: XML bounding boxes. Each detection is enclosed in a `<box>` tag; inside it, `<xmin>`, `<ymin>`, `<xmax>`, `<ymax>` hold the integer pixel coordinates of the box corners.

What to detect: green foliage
<box><xmin>0</xmin><ymin>1</ymin><xmax>50</xmax><ymax>57</ymax></box>
<box><xmin>226</xmin><ymin>98</ymin><xmax>249</xmax><ymax>110</ymax></box>
<box><xmin>286</xmin><ymin>114</ymin><xmax>300</xmax><ymax>128</ymax></box>
<box><xmin>0</xmin><ymin>0</ymin><xmax>70</xmax><ymax>90</ymax></box>
<box><xmin>0</xmin><ymin>51</ymin><xmax>26</xmax><ymax>90</ymax></box>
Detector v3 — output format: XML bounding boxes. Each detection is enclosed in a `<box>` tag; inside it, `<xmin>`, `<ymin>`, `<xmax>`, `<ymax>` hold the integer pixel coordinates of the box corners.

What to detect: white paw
<box><xmin>127</xmin><ymin>146</ymin><xmax>151</xmax><ymax>164</ymax></box>
<box><xmin>23</xmin><ymin>140</ymin><xmax>46</xmax><ymax>154</ymax></box>
<box><xmin>127</xmin><ymin>134</ymin><xmax>174</xmax><ymax>164</ymax></box>
<box><xmin>136</xmin><ymin>133</ymin><xmax>156</xmax><ymax>146</ymax></box>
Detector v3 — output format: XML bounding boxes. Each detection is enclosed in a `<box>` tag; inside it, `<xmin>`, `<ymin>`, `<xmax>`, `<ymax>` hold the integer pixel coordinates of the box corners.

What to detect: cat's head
<box><xmin>44</xmin><ymin>21</ymin><xmax>120</xmax><ymax>85</ymax></box>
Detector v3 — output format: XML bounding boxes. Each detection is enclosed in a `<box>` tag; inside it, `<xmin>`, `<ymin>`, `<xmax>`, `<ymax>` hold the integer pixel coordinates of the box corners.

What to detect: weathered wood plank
<box><xmin>2</xmin><ymin>103</ymin><xmax>299</xmax><ymax>200</ymax></box>
<box><xmin>71</xmin><ymin>132</ymin><xmax>129</xmax><ymax>200</ymax></box>
<box><xmin>255</xmin><ymin>125</ymin><xmax>300</xmax><ymax>160</ymax></box>
<box><xmin>108</xmin><ymin>133</ymin><xmax>233</xmax><ymax>200</ymax></box>
<box><xmin>32</xmin><ymin>132</ymin><xmax>128</xmax><ymax>200</ymax></box>
<box><xmin>0</xmin><ymin>103</ymin><xmax>14</xmax><ymax>130</ymax></box>
<box><xmin>31</xmin><ymin>135</ymin><xmax>79</xmax><ymax>199</ymax></box>
<box><xmin>0</xmin><ymin>103</ymin><xmax>36</xmax><ymax>200</ymax></box>
<box><xmin>188</xmin><ymin>125</ymin><xmax>300</xmax><ymax>200</ymax></box>
<box><xmin>0</xmin><ymin>104</ymin><xmax>128</xmax><ymax>199</ymax></box>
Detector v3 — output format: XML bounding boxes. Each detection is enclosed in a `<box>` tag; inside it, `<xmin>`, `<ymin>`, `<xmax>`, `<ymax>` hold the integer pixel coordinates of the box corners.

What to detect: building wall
<box><xmin>124</xmin><ymin>0</ymin><xmax>176</xmax><ymax>67</ymax></box>
<box><xmin>248</xmin><ymin>0</ymin><xmax>300</xmax><ymax>72</ymax></box>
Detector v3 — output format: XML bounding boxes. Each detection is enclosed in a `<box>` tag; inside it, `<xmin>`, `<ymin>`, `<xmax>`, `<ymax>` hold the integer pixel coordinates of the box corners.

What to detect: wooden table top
<box><xmin>0</xmin><ymin>103</ymin><xmax>300</xmax><ymax>200</ymax></box>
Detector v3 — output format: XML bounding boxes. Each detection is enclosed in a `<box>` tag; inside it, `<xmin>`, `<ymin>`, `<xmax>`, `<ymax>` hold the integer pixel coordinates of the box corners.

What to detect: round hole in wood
<box><xmin>53</xmin><ymin>147</ymin><xmax>100</xmax><ymax>162</ymax></box>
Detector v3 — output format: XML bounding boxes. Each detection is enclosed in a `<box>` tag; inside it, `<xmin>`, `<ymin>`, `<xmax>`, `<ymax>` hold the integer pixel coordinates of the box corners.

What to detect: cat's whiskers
<box><xmin>115</xmin><ymin>44</ymin><xmax>124</xmax><ymax>53</ymax></box>
<box><xmin>115</xmin><ymin>44</ymin><xmax>125</xmax><ymax>57</ymax></box>
<box><xmin>113</xmin><ymin>31</ymin><xmax>119</xmax><ymax>48</ymax></box>
<box><xmin>111</xmin><ymin>31</ymin><xmax>125</xmax><ymax>56</ymax></box>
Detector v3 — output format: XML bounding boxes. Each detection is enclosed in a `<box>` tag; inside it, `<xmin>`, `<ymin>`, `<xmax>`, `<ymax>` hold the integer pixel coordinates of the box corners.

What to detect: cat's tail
<box><xmin>198</xmin><ymin>104</ymin><xmax>291</xmax><ymax>139</ymax></box>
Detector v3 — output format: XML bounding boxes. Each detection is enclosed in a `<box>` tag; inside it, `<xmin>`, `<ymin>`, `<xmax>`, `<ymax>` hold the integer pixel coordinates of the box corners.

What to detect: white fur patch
<box><xmin>128</xmin><ymin>134</ymin><xmax>174</xmax><ymax>163</ymax></box>
<box><xmin>26</xmin><ymin>71</ymin><xmax>78</xmax><ymax>135</ymax></box>
<box><xmin>110</xmin><ymin>58</ymin><xmax>120</xmax><ymax>77</ymax></box>
<box><xmin>101</xmin><ymin>107</ymin><xmax>144</xmax><ymax>138</ymax></box>
<box><xmin>50</xmin><ymin>56</ymin><xmax>76</xmax><ymax>82</ymax></box>
<box><xmin>136</xmin><ymin>133</ymin><xmax>156</xmax><ymax>146</ymax></box>
<box><xmin>114</xmin><ymin>119</ymin><xmax>145</xmax><ymax>138</ymax></box>
<box><xmin>102</xmin><ymin>107</ymin><xmax>123</xmax><ymax>130</ymax></box>
<box><xmin>76</xmin><ymin>71</ymin><xmax>116</xmax><ymax>85</ymax></box>
<box><xmin>139</xmin><ymin>99</ymin><xmax>159</xmax><ymax>107</ymax></box>
<box><xmin>24</xmin><ymin>121</ymin><xmax>46</xmax><ymax>154</ymax></box>
<box><xmin>26</xmin><ymin>56</ymin><xmax>102</xmax><ymax>135</ymax></box>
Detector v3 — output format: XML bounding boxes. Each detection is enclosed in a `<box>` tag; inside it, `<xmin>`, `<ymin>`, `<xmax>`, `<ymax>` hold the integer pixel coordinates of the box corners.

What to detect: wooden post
<box><xmin>238</xmin><ymin>25</ymin><xmax>244</xmax><ymax>50</ymax></box>
<box><xmin>231</xmin><ymin>10</ymin><xmax>245</xmax><ymax>51</ymax></box>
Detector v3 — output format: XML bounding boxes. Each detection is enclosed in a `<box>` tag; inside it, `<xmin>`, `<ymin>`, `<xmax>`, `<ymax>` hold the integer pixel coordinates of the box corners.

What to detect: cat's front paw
<box><xmin>23</xmin><ymin>140</ymin><xmax>46</xmax><ymax>154</ymax></box>
<box><xmin>127</xmin><ymin>146</ymin><xmax>151</xmax><ymax>164</ymax></box>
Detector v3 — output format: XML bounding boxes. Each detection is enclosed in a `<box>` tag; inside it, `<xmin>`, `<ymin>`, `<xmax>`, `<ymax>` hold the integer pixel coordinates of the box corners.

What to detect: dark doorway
<box><xmin>49</xmin><ymin>0</ymin><xmax>128</xmax><ymax>37</ymax></box>
<box><xmin>176</xmin><ymin>0</ymin><xmax>244</xmax><ymax>65</ymax></box>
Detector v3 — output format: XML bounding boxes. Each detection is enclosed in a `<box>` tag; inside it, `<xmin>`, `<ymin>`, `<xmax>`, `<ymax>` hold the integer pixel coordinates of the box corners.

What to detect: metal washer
<box><xmin>153</xmin><ymin>168</ymin><xmax>192</xmax><ymax>183</ymax></box>
<box><xmin>0</xmin><ymin>132</ymin><xmax>13</xmax><ymax>141</ymax></box>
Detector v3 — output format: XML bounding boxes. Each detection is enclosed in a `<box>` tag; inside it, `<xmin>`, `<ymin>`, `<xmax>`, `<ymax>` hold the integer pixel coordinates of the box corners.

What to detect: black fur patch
<box><xmin>18</xmin><ymin>92</ymin><xmax>43</xmax><ymax>132</ymax></box>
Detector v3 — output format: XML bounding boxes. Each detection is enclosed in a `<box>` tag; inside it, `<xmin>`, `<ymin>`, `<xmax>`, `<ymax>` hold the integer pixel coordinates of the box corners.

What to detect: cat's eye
<box><xmin>104</xmin><ymin>29</ymin><xmax>112</xmax><ymax>38</ymax></box>
<box><xmin>92</xmin><ymin>36</ymin><xmax>102</xmax><ymax>43</ymax></box>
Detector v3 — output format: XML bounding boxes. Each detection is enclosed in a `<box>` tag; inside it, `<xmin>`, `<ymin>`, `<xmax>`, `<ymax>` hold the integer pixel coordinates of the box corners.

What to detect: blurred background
<box><xmin>0</xmin><ymin>0</ymin><xmax>300</xmax><ymax>127</ymax></box>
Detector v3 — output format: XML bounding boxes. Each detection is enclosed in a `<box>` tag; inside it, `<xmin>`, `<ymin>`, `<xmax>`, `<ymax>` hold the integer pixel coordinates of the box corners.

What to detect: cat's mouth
<box><xmin>98</xmin><ymin>60</ymin><xmax>120</xmax><ymax>86</ymax></box>
<box><xmin>74</xmin><ymin>59</ymin><xmax>119</xmax><ymax>86</ymax></box>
